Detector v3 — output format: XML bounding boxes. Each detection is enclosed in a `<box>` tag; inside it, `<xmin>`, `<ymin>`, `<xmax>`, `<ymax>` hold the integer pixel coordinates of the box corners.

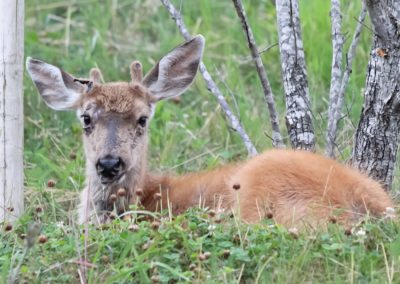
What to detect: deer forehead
<box><xmin>82</xmin><ymin>82</ymin><xmax>152</xmax><ymax>115</ymax></box>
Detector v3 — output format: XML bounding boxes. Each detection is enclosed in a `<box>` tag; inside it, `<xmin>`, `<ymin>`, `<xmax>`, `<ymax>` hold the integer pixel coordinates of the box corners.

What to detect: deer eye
<box><xmin>137</xmin><ymin>116</ymin><xmax>148</xmax><ymax>127</ymax></box>
<box><xmin>81</xmin><ymin>114</ymin><xmax>91</xmax><ymax>127</ymax></box>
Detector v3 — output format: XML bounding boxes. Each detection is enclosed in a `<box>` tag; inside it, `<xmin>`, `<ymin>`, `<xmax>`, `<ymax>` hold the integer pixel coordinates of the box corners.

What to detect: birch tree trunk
<box><xmin>276</xmin><ymin>0</ymin><xmax>315</xmax><ymax>151</ymax></box>
<box><xmin>0</xmin><ymin>0</ymin><xmax>24</xmax><ymax>222</ymax></box>
<box><xmin>352</xmin><ymin>0</ymin><xmax>400</xmax><ymax>190</ymax></box>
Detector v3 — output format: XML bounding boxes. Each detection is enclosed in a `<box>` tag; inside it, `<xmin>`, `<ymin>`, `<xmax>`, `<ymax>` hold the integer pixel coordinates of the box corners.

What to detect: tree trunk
<box><xmin>276</xmin><ymin>0</ymin><xmax>315</xmax><ymax>151</ymax></box>
<box><xmin>352</xmin><ymin>0</ymin><xmax>400</xmax><ymax>190</ymax></box>
<box><xmin>0</xmin><ymin>0</ymin><xmax>24</xmax><ymax>222</ymax></box>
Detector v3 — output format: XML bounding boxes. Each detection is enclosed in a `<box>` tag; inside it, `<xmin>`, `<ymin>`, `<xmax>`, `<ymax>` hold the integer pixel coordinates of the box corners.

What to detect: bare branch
<box><xmin>276</xmin><ymin>0</ymin><xmax>315</xmax><ymax>151</ymax></box>
<box><xmin>231</xmin><ymin>0</ymin><xmax>285</xmax><ymax>148</ymax></box>
<box><xmin>326</xmin><ymin>3</ymin><xmax>367</xmax><ymax>158</ymax></box>
<box><xmin>326</xmin><ymin>0</ymin><xmax>344</xmax><ymax>157</ymax></box>
<box><xmin>159</xmin><ymin>0</ymin><xmax>258</xmax><ymax>156</ymax></box>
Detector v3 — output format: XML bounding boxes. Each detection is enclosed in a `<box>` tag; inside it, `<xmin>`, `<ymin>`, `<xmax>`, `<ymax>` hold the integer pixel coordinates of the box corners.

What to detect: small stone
<box><xmin>232</xmin><ymin>183</ymin><xmax>241</xmax><ymax>190</ymax></box>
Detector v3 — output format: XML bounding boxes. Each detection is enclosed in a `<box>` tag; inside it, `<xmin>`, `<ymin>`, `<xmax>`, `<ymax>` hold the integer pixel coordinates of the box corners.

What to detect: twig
<box><xmin>326</xmin><ymin>0</ymin><xmax>344</xmax><ymax>157</ymax></box>
<box><xmin>231</xmin><ymin>0</ymin><xmax>285</xmax><ymax>148</ymax></box>
<box><xmin>159</xmin><ymin>0</ymin><xmax>257</xmax><ymax>156</ymax></box>
<box><xmin>326</xmin><ymin>2</ymin><xmax>367</xmax><ymax>157</ymax></box>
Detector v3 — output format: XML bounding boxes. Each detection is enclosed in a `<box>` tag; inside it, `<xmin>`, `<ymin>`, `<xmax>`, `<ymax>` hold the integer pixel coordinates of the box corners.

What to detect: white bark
<box><xmin>276</xmin><ymin>0</ymin><xmax>315</xmax><ymax>151</ymax></box>
<box><xmin>160</xmin><ymin>0</ymin><xmax>258</xmax><ymax>156</ymax></box>
<box><xmin>352</xmin><ymin>0</ymin><xmax>400</xmax><ymax>190</ymax></box>
<box><xmin>326</xmin><ymin>0</ymin><xmax>344</xmax><ymax>157</ymax></box>
<box><xmin>0</xmin><ymin>0</ymin><xmax>24</xmax><ymax>222</ymax></box>
<box><xmin>326</xmin><ymin>2</ymin><xmax>367</xmax><ymax>157</ymax></box>
<box><xmin>232</xmin><ymin>0</ymin><xmax>285</xmax><ymax>148</ymax></box>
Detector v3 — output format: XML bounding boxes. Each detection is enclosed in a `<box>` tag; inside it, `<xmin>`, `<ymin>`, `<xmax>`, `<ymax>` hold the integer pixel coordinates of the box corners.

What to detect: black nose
<box><xmin>96</xmin><ymin>156</ymin><xmax>124</xmax><ymax>183</ymax></box>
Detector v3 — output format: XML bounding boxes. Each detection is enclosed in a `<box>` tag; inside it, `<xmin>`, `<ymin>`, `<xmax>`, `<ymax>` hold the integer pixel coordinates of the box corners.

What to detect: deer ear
<box><xmin>142</xmin><ymin>35</ymin><xmax>205</xmax><ymax>101</ymax></box>
<box><xmin>26</xmin><ymin>57</ymin><xmax>89</xmax><ymax>110</ymax></box>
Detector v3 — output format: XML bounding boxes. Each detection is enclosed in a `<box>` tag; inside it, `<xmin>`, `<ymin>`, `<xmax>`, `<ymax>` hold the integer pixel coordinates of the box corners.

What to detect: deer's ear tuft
<box><xmin>142</xmin><ymin>35</ymin><xmax>205</xmax><ymax>102</ymax></box>
<box><xmin>26</xmin><ymin>57</ymin><xmax>86</xmax><ymax>110</ymax></box>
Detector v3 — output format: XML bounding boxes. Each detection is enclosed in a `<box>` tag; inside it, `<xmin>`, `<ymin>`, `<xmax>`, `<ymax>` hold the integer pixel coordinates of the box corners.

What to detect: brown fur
<box><xmin>26</xmin><ymin>36</ymin><xmax>395</xmax><ymax>228</ymax></box>
<box><xmin>137</xmin><ymin>150</ymin><xmax>394</xmax><ymax>228</ymax></box>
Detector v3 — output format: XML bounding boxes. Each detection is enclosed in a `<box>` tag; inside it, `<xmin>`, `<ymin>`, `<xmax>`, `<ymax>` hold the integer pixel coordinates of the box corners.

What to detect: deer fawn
<box><xmin>26</xmin><ymin>35</ymin><xmax>395</xmax><ymax>228</ymax></box>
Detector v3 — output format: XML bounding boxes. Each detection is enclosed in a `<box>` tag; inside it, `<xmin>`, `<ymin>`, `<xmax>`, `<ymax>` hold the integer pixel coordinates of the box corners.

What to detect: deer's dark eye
<box><xmin>137</xmin><ymin>116</ymin><xmax>148</xmax><ymax>127</ymax></box>
<box><xmin>81</xmin><ymin>115</ymin><xmax>91</xmax><ymax>127</ymax></box>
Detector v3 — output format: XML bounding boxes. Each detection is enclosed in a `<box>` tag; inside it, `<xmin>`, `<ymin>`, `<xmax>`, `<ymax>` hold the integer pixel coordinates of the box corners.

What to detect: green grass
<box><xmin>1</xmin><ymin>0</ymin><xmax>399</xmax><ymax>283</ymax></box>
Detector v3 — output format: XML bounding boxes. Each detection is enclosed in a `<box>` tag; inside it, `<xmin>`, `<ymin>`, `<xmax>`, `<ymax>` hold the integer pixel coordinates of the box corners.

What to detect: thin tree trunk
<box><xmin>326</xmin><ymin>2</ymin><xmax>367</xmax><ymax>157</ymax></box>
<box><xmin>0</xmin><ymin>0</ymin><xmax>24</xmax><ymax>222</ymax></box>
<box><xmin>276</xmin><ymin>0</ymin><xmax>315</xmax><ymax>151</ymax></box>
<box><xmin>231</xmin><ymin>0</ymin><xmax>285</xmax><ymax>148</ymax></box>
<box><xmin>325</xmin><ymin>0</ymin><xmax>344</xmax><ymax>157</ymax></box>
<box><xmin>352</xmin><ymin>0</ymin><xmax>400</xmax><ymax>190</ymax></box>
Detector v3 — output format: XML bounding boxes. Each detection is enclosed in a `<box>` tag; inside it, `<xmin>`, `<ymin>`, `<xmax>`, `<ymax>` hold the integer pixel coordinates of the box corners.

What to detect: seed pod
<box><xmin>288</xmin><ymin>227</ymin><xmax>299</xmax><ymax>239</ymax></box>
<box><xmin>110</xmin><ymin>194</ymin><xmax>117</xmax><ymax>203</ymax></box>
<box><xmin>47</xmin><ymin>179</ymin><xmax>56</xmax><ymax>187</ymax></box>
<box><xmin>208</xmin><ymin>209</ymin><xmax>216</xmax><ymax>218</ymax></box>
<box><xmin>35</xmin><ymin>207</ymin><xmax>43</xmax><ymax>213</ymax></box>
<box><xmin>150</xmin><ymin>275</ymin><xmax>160</xmax><ymax>284</ymax></box>
<box><xmin>109</xmin><ymin>212</ymin><xmax>117</xmax><ymax>220</ymax></box>
<box><xmin>128</xmin><ymin>224</ymin><xmax>139</xmax><ymax>232</ymax></box>
<box><xmin>266</xmin><ymin>212</ymin><xmax>273</xmax><ymax>219</ymax></box>
<box><xmin>5</xmin><ymin>223</ymin><xmax>12</xmax><ymax>231</ymax></box>
<box><xmin>222</xmin><ymin>249</ymin><xmax>230</xmax><ymax>258</ymax></box>
<box><xmin>151</xmin><ymin>221</ymin><xmax>160</xmax><ymax>230</ymax></box>
<box><xmin>7</xmin><ymin>207</ymin><xmax>14</xmax><ymax>212</ymax></box>
<box><xmin>153</xmin><ymin>193</ymin><xmax>162</xmax><ymax>201</ymax></box>
<box><xmin>329</xmin><ymin>216</ymin><xmax>337</xmax><ymax>224</ymax></box>
<box><xmin>344</xmin><ymin>228</ymin><xmax>352</xmax><ymax>236</ymax></box>
<box><xmin>101</xmin><ymin>255</ymin><xmax>109</xmax><ymax>264</ymax></box>
<box><xmin>203</xmin><ymin>252</ymin><xmax>211</xmax><ymax>259</ymax></box>
<box><xmin>189</xmin><ymin>263</ymin><xmax>197</xmax><ymax>271</ymax></box>
<box><xmin>135</xmin><ymin>188</ymin><xmax>143</xmax><ymax>196</ymax></box>
<box><xmin>117</xmin><ymin>188</ymin><xmax>126</xmax><ymax>197</ymax></box>
<box><xmin>69</xmin><ymin>151</ymin><xmax>77</xmax><ymax>160</ymax></box>
<box><xmin>232</xmin><ymin>183</ymin><xmax>241</xmax><ymax>190</ymax></box>
<box><xmin>38</xmin><ymin>235</ymin><xmax>48</xmax><ymax>244</ymax></box>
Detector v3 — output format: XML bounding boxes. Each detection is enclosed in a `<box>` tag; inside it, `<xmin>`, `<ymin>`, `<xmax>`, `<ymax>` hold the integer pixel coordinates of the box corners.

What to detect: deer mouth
<box><xmin>99</xmin><ymin>172</ymin><xmax>126</xmax><ymax>185</ymax></box>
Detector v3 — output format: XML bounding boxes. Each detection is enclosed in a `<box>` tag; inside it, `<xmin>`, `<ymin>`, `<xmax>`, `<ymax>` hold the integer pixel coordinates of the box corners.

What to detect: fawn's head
<box><xmin>27</xmin><ymin>36</ymin><xmax>204</xmax><ymax>190</ymax></box>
